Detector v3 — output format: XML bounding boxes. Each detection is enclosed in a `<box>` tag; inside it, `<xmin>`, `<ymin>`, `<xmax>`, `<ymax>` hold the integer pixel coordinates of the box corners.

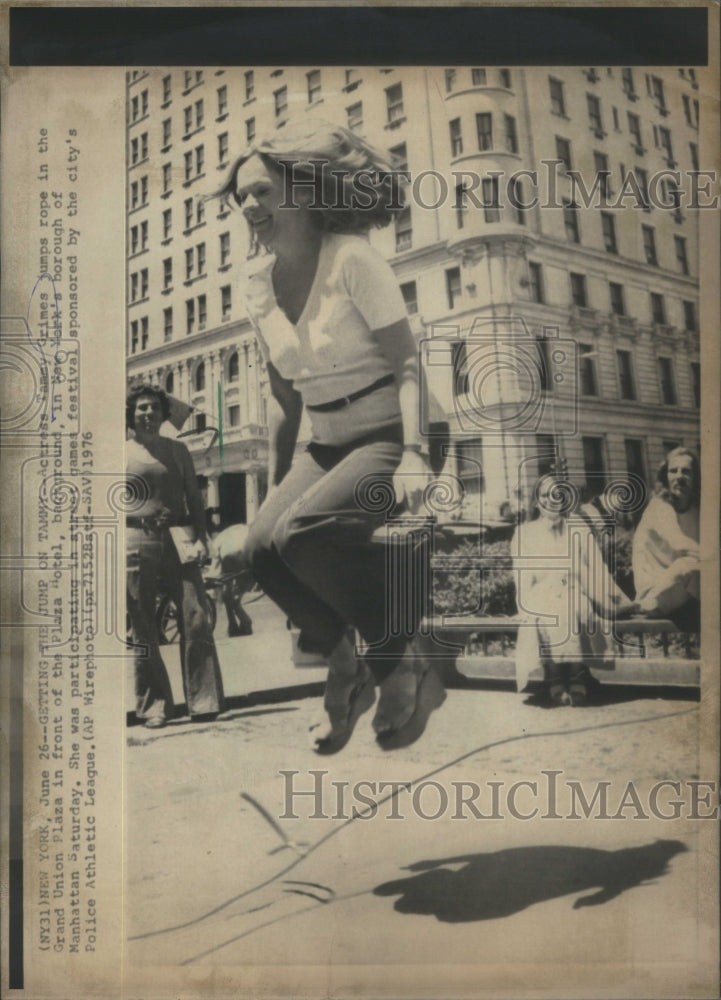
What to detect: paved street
<box><xmin>124</xmin><ymin>596</ymin><xmax>712</xmax><ymax>997</ymax></box>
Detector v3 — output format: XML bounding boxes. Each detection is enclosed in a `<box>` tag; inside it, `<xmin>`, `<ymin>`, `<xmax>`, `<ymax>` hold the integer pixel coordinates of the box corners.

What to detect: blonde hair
<box><xmin>212</xmin><ymin>119</ymin><xmax>405</xmax><ymax>237</ymax></box>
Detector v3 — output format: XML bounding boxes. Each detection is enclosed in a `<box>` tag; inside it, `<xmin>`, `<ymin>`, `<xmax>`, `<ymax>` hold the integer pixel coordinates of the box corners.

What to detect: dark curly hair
<box><xmin>126</xmin><ymin>382</ymin><xmax>170</xmax><ymax>430</ymax></box>
<box><xmin>654</xmin><ymin>447</ymin><xmax>700</xmax><ymax>508</ymax></box>
<box><xmin>211</xmin><ymin>119</ymin><xmax>405</xmax><ymax>247</ymax></box>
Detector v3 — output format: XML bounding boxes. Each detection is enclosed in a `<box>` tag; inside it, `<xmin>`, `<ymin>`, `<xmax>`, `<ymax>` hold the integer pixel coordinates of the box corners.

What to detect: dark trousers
<box><xmin>127</xmin><ymin>528</ymin><xmax>225</xmax><ymax>720</ymax></box>
<box><xmin>246</xmin><ymin>430</ymin><xmax>412</xmax><ymax>670</ymax></box>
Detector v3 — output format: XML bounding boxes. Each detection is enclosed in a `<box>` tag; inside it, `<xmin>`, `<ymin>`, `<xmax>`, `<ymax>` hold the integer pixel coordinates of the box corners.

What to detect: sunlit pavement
<box><xmin>124</xmin><ymin>597</ymin><xmax>712</xmax><ymax>997</ymax></box>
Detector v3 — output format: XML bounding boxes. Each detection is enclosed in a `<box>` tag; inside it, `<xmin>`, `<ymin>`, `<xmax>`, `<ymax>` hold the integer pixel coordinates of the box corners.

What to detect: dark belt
<box><xmin>305</xmin><ymin>373</ymin><xmax>395</xmax><ymax>413</ymax></box>
<box><xmin>126</xmin><ymin>515</ymin><xmax>191</xmax><ymax>531</ymax></box>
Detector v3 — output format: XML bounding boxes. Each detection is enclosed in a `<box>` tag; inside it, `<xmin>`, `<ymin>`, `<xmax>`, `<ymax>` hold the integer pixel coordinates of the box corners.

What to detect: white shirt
<box><xmin>240</xmin><ymin>233</ymin><xmax>407</xmax><ymax>445</ymax></box>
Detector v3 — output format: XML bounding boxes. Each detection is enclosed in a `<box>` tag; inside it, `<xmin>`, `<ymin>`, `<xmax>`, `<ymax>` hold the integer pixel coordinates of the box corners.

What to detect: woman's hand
<box><xmin>191</xmin><ymin>538</ymin><xmax>209</xmax><ymax>564</ymax></box>
<box><xmin>393</xmin><ymin>451</ymin><xmax>433</xmax><ymax>514</ymax></box>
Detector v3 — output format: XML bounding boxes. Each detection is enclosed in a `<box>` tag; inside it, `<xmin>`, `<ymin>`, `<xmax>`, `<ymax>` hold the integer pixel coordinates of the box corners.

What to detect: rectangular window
<box><xmin>582</xmin><ymin>436</ymin><xmax>606</xmax><ymax>488</ymax></box>
<box><xmin>185</xmin><ymin>248</ymin><xmax>194</xmax><ymax>281</ymax></box>
<box><xmin>307</xmin><ymin>69</ymin><xmax>321</xmax><ymax>103</ymax></box>
<box><xmin>642</xmin><ymin>225</ymin><xmax>658</xmax><ymax>266</ymax></box>
<box><xmin>228</xmin><ymin>404</ymin><xmax>240</xmax><ymax>428</ymax></box>
<box><xmin>140</xmin><ymin>268</ymin><xmax>148</xmax><ymax>299</ymax></box>
<box><xmin>130</xmin><ymin>94</ymin><xmax>140</xmax><ymax>123</ymax></box>
<box><xmin>195</xmin><ymin>145</ymin><xmax>204</xmax><ymax>176</ymax></box>
<box><xmin>220</xmin><ymin>231</ymin><xmax>230</xmax><ymax>266</ymax></box>
<box><xmin>471</xmin><ymin>68</ymin><xmax>486</xmax><ymax>86</ymax></box>
<box><xmin>624</xmin><ymin>439</ymin><xmax>645</xmax><ymax>480</ymax></box>
<box><xmin>476</xmin><ymin>112</ymin><xmax>492</xmax><ymax>151</ymax></box>
<box><xmin>386</xmin><ymin>83</ymin><xmax>404</xmax><ymax>123</ymax></box>
<box><xmin>347</xmin><ymin>102</ymin><xmax>363</xmax><ymax>132</ymax></box>
<box><xmin>621</xmin><ymin>67</ymin><xmax>636</xmax><ymax>97</ymax></box>
<box><xmin>657</xmin><ymin>356</ymin><xmax>676</xmax><ymax>404</ymax></box>
<box><xmin>246</xmin><ymin>117</ymin><xmax>256</xmax><ymax>145</ymax></box>
<box><xmin>186</xmin><ymin>300</ymin><xmax>195</xmax><ymax>335</ymax></box>
<box><xmin>510</xmin><ymin>178</ymin><xmax>526</xmax><ymax>225</ymax></box>
<box><xmin>455</xmin><ymin>183</ymin><xmax>467</xmax><ymax>229</ymax></box>
<box><xmin>446</xmin><ymin>267</ymin><xmax>462</xmax><ymax>310</ymax></box>
<box><xmin>587</xmin><ymin>94</ymin><xmax>603</xmax><ymax>132</ymax></box>
<box><xmin>140</xmin><ymin>220</ymin><xmax>148</xmax><ymax>251</ymax></box>
<box><xmin>130</xmin><ymin>226</ymin><xmax>139</xmax><ymax>255</ymax></box>
<box><xmin>535</xmin><ymin>433</ymin><xmax>557</xmax><ymax>478</ymax></box>
<box><xmin>221</xmin><ymin>285</ymin><xmax>232</xmax><ymax>320</ymax></box>
<box><xmin>130</xmin><ymin>137</ymin><xmax>139</xmax><ymax>165</ymax></box>
<box><xmin>139</xmin><ymin>316</ymin><xmax>148</xmax><ymax>351</ymax></box>
<box><xmin>690</xmin><ymin>362</ymin><xmax>701</xmax><ymax>408</ymax></box>
<box><xmin>389</xmin><ymin>143</ymin><xmax>408</xmax><ymax>173</ymax></box>
<box><xmin>658</xmin><ymin>126</ymin><xmax>674</xmax><ymax>163</ymax></box>
<box><xmin>528</xmin><ymin>262</ymin><xmax>544</xmax><ymax>304</ymax></box>
<box><xmin>649</xmin><ymin>75</ymin><xmax>666</xmax><ymax>111</ymax></box>
<box><xmin>394</xmin><ymin>206</ymin><xmax>412</xmax><ymax>252</ymax></box>
<box><xmin>400</xmin><ymin>280</ymin><xmax>418</xmax><ymax>314</ymax></box>
<box><xmin>555</xmin><ymin>136</ymin><xmax>572</xmax><ymax>171</ymax></box>
<box><xmin>628</xmin><ymin>112</ymin><xmax>642</xmax><ymax>149</ymax></box>
<box><xmin>650</xmin><ymin>292</ymin><xmax>666</xmax><ymax>325</ymax></box>
<box><xmin>198</xmin><ymin>294</ymin><xmax>207</xmax><ymax>329</ymax></box>
<box><xmin>504</xmin><ymin>114</ymin><xmax>518</xmax><ymax>154</ymax></box>
<box><xmin>162</xmin><ymin>118</ymin><xmax>172</xmax><ymax>147</ymax></box>
<box><xmin>130</xmin><ymin>272</ymin><xmax>138</xmax><ymax>302</ymax></box>
<box><xmin>635</xmin><ymin>167</ymin><xmax>650</xmax><ymax>210</ymax></box>
<box><xmin>184</xmin><ymin>198</ymin><xmax>193</xmax><ymax>229</ymax></box>
<box><xmin>579</xmin><ymin>344</ymin><xmax>598</xmax><ymax>396</ymax></box>
<box><xmin>162</xmin><ymin>74</ymin><xmax>171</xmax><ymax>103</ymax></box>
<box><xmin>163</xmin><ymin>307</ymin><xmax>173</xmax><ymax>341</ymax></box>
<box><xmin>162</xmin><ymin>208</ymin><xmax>172</xmax><ymax>239</ymax></box>
<box><xmin>244</xmin><ymin>70</ymin><xmax>254</xmax><ymax>101</ymax></box>
<box><xmin>140</xmin><ymin>133</ymin><xmax>149</xmax><ymax>161</ymax></box>
<box><xmin>601</xmin><ymin>212</ymin><xmax>617</xmax><ymax>253</ymax></box>
<box><xmin>675</xmin><ymin>236</ymin><xmax>689</xmax><ymax>274</ymax></box>
<box><xmin>449</xmin><ymin>118</ymin><xmax>463</xmax><ymax>156</ymax></box>
<box><xmin>274</xmin><ymin>86</ymin><xmax>288</xmax><ymax>119</ymax></box>
<box><xmin>345</xmin><ymin>69</ymin><xmax>361</xmax><ymax>89</ymax></box>
<box><xmin>183</xmin><ymin>105</ymin><xmax>193</xmax><ymax>134</ymax></box>
<box><xmin>570</xmin><ymin>272</ymin><xmax>587</xmax><ymax>308</ymax></box>
<box><xmin>617</xmin><ymin>350</ymin><xmax>636</xmax><ymax>400</ymax></box>
<box><xmin>184</xmin><ymin>151</ymin><xmax>193</xmax><ymax>182</ymax></box>
<box><xmin>683</xmin><ymin>300</ymin><xmax>697</xmax><ymax>332</ymax></box>
<box><xmin>549</xmin><ymin>77</ymin><xmax>566</xmax><ymax>116</ymax></box>
<box><xmin>609</xmin><ymin>282</ymin><xmax>625</xmax><ymax>316</ymax></box>
<box><xmin>536</xmin><ymin>338</ymin><xmax>551</xmax><ymax>392</ymax></box>
<box><xmin>482</xmin><ymin>177</ymin><xmax>500</xmax><ymax>223</ymax></box>
<box><xmin>163</xmin><ymin>258</ymin><xmax>172</xmax><ymax>289</ymax></box>
<box><xmin>563</xmin><ymin>202</ymin><xmax>580</xmax><ymax>243</ymax></box>
<box><xmin>217</xmin><ymin>84</ymin><xmax>228</xmax><ymax>117</ymax></box>
<box><xmin>196</xmin><ymin>200</ymin><xmax>205</xmax><ymax>226</ymax></box>
<box><xmin>499</xmin><ymin>69</ymin><xmax>512</xmax><ymax>89</ymax></box>
<box><xmin>162</xmin><ymin>163</ymin><xmax>172</xmax><ymax>194</ymax></box>
<box><xmin>195</xmin><ymin>98</ymin><xmax>204</xmax><ymax>128</ymax></box>
<box><xmin>594</xmin><ymin>151</ymin><xmax>610</xmax><ymax>199</ymax></box>
<box><xmin>130</xmin><ymin>319</ymin><xmax>138</xmax><ymax>353</ymax></box>
<box><xmin>140</xmin><ymin>176</ymin><xmax>148</xmax><ymax>206</ymax></box>
<box><xmin>130</xmin><ymin>181</ymin><xmax>139</xmax><ymax>210</ymax></box>
<box><xmin>445</xmin><ymin>69</ymin><xmax>457</xmax><ymax>93</ymax></box>
<box><xmin>218</xmin><ymin>132</ymin><xmax>229</xmax><ymax>164</ymax></box>
<box><xmin>451</xmin><ymin>341</ymin><xmax>469</xmax><ymax>396</ymax></box>
<box><xmin>197</xmin><ymin>243</ymin><xmax>206</xmax><ymax>276</ymax></box>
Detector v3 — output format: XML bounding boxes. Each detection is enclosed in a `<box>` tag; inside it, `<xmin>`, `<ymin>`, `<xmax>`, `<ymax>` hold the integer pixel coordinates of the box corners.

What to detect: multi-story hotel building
<box><xmin>126</xmin><ymin>65</ymin><xmax>701</xmax><ymax>526</ymax></box>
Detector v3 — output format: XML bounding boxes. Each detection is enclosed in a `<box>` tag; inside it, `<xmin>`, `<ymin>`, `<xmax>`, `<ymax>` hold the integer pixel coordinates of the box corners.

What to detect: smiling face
<box><xmin>132</xmin><ymin>393</ymin><xmax>163</xmax><ymax>438</ymax></box>
<box><xmin>666</xmin><ymin>452</ymin><xmax>696</xmax><ymax>511</ymax></box>
<box><xmin>234</xmin><ymin>153</ymin><xmax>304</xmax><ymax>250</ymax></box>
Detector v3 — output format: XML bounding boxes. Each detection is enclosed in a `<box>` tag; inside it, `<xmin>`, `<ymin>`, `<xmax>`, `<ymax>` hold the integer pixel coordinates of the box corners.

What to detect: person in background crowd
<box><xmin>514</xmin><ymin>474</ymin><xmax>638</xmax><ymax>706</ymax></box>
<box><xmin>213</xmin><ymin>120</ymin><xmax>445</xmax><ymax>752</ymax></box>
<box><xmin>207</xmin><ymin>523</ymin><xmax>255</xmax><ymax>637</ymax></box>
<box><xmin>126</xmin><ymin>383</ymin><xmax>224</xmax><ymax>728</ymax></box>
<box><xmin>633</xmin><ymin>447</ymin><xmax>700</xmax><ymax>632</ymax></box>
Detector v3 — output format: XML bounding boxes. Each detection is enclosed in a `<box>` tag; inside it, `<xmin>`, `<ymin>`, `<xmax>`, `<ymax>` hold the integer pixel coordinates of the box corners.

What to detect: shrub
<box><xmin>431</xmin><ymin>538</ymin><xmax>516</xmax><ymax>617</ymax></box>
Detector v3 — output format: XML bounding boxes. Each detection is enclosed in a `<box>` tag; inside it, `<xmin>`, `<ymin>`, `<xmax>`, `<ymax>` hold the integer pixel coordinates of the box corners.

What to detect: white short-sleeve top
<box><xmin>240</xmin><ymin>234</ymin><xmax>408</xmax><ymax>442</ymax></box>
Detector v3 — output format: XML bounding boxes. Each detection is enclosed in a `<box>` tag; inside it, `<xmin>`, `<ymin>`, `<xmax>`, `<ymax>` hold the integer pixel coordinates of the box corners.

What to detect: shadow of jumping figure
<box><xmin>374</xmin><ymin>840</ymin><xmax>687</xmax><ymax>921</ymax></box>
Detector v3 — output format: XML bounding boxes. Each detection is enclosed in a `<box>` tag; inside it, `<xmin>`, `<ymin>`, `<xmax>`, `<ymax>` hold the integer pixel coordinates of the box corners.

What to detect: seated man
<box><xmin>632</xmin><ymin>448</ymin><xmax>700</xmax><ymax>632</ymax></box>
<box><xmin>208</xmin><ymin>523</ymin><xmax>255</xmax><ymax>637</ymax></box>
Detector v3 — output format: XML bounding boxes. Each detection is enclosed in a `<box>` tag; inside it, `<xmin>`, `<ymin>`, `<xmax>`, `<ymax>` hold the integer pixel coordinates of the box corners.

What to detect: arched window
<box><xmin>194</xmin><ymin>361</ymin><xmax>206</xmax><ymax>393</ymax></box>
<box><xmin>165</xmin><ymin>370</ymin><xmax>174</xmax><ymax>395</ymax></box>
<box><xmin>228</xmin><ymin>351</ymin><xmax>239</xmax><ymax>382</ymax></box>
